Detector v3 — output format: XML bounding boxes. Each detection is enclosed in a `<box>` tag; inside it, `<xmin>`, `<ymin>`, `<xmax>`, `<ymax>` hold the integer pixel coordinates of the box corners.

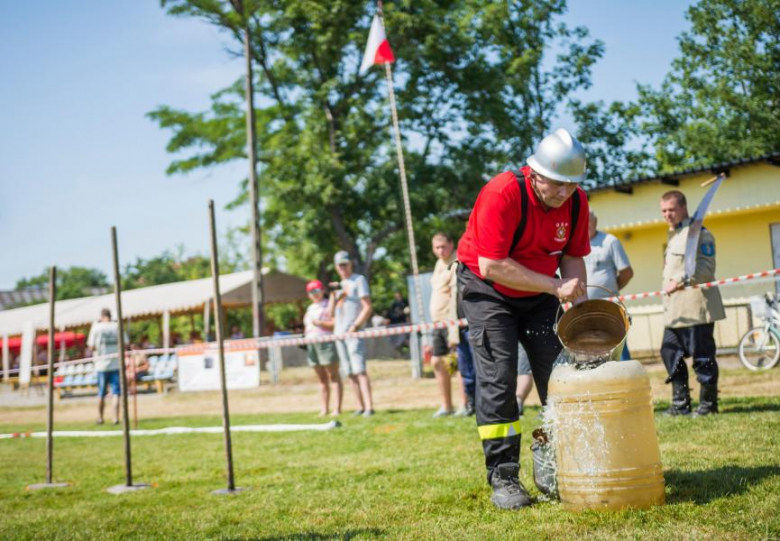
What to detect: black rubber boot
<box><xmin>490</xmin><ymin>463</ymin><xmax>532</xmax><ymax>510</ymax></box>
<box><xmin>465</xmin><ymin>394</ymin><xmax>476</xmax><ymax>416</ymax></box>
<box><xmin>664</xmin><ymin>381</ymin><xmax>692</xmax><ymax>416</ymax></box>
<box><xmin>693</xmin><ymin>384</ymin><xmax>718</xmax><ymax>417</ymax></box>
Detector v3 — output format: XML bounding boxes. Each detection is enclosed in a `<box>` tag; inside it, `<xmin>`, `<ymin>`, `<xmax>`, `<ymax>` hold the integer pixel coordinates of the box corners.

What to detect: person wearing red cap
<box><xmin>303</xmin><ymin>279</ymin><xmax>343</xmax><ymax>416</ymax></box>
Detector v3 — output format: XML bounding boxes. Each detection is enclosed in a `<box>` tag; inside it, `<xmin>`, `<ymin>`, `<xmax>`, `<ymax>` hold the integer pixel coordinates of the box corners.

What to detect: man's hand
<box><xmin>555</xmin><ymin>278</ymin><xmax>586</xmax><ymax>302</ymax></box>
<box><xmin>664</xmin><ymin>280</ymin><xmax>683</xmax><ymax>296</ymax></box>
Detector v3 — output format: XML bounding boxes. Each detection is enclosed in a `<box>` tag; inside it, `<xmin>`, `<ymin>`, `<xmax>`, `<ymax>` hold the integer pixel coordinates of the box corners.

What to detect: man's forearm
<box><xmin>478</xmin><ymin>256</ymin><xmax>557</xmax><ymax>294</ymax></box>
<box><xmin>617</xmin><ymin>267</ymin><xmax>633</xmax><ymax>290</ymax></box>
<box><xmin>352</xmin><ymin>302</ymin><xmax>373</xmax><ymax>329</ymax></box>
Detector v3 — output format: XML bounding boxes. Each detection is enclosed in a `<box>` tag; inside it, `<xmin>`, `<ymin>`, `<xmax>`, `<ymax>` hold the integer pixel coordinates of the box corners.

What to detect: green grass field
<box><xmin>2</xmin><ymin>397</ymin><xmax>780</xmax><ymax>540</ymax></box>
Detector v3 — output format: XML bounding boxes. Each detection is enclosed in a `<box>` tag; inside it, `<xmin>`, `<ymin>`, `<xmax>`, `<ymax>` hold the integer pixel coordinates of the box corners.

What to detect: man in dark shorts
<box><xmin>457</xmin><ymin>128</ymin><xmax>590</xmax><ymax>509</ymax></box>
<box><xmin>429</xmin><ymin>232</ymin><xmax>475</xmax><ymax>417</ymax></box>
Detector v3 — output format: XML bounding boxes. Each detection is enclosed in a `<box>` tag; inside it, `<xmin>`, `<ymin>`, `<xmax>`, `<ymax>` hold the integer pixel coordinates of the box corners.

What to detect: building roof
<box><xmin>0</xmin><ymin>287</ymin><xmax>110</xmax><ymax>311</ymax></box>
<box><xmin>587</xmin><ymin>151</ymin><xmax>780</xmax><ymax>194</ymax></box>
<box><xmin>0</xmin><ymin>270</ymin><xmax>307</xmax><ymax>336</ymax></box>
<box><xmin>0</xmin><ymin>289</ymin><xmax>48</xmax><ymax>311</ymax></box>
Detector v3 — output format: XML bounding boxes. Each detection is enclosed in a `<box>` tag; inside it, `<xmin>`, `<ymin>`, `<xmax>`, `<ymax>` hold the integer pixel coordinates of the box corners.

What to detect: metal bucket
<box><xmin>555</xmin><ymin>286</ymin><xmax>630</xmax><ymax>362</ymax></box>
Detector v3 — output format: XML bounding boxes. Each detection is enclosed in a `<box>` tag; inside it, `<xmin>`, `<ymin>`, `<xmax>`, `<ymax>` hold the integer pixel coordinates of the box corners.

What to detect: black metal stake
<box><xmin>208</xmin><ymin>200</ymin><xmax>243</xmax><ymax>495</ymax></box>
<box><xmin>27</xmin><ymin>266</ymin><xmax>70</xmax><ymax>491</ymax></box>
<box><xmin>46</xmin><ymin>266</ymin><xmax>56</xmax><ymax>483</ymax></box>
<box><xmin>106</xmin><ymin>227</ymin><xmax>150</xmax><ymax>495</ymax></box>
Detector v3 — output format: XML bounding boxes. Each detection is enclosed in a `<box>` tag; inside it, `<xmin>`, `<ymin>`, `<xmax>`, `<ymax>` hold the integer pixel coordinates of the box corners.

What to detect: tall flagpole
<box><xmin>377</xmin><ymin>3</ymin><xmax>426</xmax><ymax>378</ymax></box>
<box><xmin>230</xmin><ymin>0</ymin><xmax>265</xmax><ymax>341</ymax></box>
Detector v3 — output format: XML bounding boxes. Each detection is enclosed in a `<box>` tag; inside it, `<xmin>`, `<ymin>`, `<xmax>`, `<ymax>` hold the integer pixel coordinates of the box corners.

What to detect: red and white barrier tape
<box><xmin>609</xmin><ymin>268</ymin><xmax>780</xmax><ymax>302</ymax></box>
<box><xmin>4</xmin><ymin>267</ymin><xmax>779</xmax><ymax>374</ymax></box>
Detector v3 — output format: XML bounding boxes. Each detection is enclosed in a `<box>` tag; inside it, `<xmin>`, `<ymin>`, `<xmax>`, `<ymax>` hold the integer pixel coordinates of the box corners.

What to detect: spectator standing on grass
<box><xmin>456</xmin><ymin>128</ymin><xmax>590</xmax><ymax>509</ymax></box>
<box><xmin>429</xmin><ymin>232</ymin><xmax>475</xmax><ymax>418</ymax></box>
<box><xmin>87</xmin><ymin>308</ymin><xmax>128</xmax><ymax>425</ymax></box>
<box><xmin>584</xmin><ymin>209</ymin><xmax>634</xmax><ymax>360</ymax></box>
<box><xmin>384</xmin><ymin>291</ymin><xmax>410</xmax><ymax>352</ymax></box>
<box><xmin>660</xmin><ymin>190</ymin><xmax>724</xmax><ymax>417</ymax></box>
<box><xmin>304</xmin><ymin>279</ymin><xmax>343</xmax><ymax>416</ymax></box>
<box><xmin>332</xmin><ymin>251</ymin><xmax>375</xmax><ymax>417</ymax></box>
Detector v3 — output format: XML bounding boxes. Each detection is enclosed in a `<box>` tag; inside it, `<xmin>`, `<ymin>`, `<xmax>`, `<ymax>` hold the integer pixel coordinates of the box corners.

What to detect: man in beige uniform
<box><xmin>660</xmin><ymin>190</ymin><xmax>725</xmax><ymax>416</ymax></box>
<box><xmin>429</xmin><ymin>232</ymin><xmax>462</xmax><ymax>417</ymax></box>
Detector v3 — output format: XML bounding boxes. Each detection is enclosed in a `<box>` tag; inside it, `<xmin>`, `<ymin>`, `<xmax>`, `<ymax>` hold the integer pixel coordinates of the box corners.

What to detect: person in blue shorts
<box><xmin>87</xmin><ymin>308</ymin><xmax>127</xmax><ymax>425</ymax></box>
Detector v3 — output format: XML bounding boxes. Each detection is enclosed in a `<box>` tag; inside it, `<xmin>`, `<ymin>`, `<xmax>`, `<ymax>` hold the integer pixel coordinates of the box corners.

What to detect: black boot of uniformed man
<box><xmin>490</xmin><ymin>463</ymin><xmax>532</xmax><ymax>510</ymax></box>
<box><xmin>664</xmin><ymin>381</ymin><xmax>692</xmax><ymax>416</ymax></box>
<box><xmin>693</xmin><ymin>383</ymin><xmax>718</xmax><ymax>417</ymax></box>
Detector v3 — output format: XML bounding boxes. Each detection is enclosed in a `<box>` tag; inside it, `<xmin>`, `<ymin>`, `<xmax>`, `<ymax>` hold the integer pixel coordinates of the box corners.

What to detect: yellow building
<box><xmin>588</xmin><ymin>153</ymin><xmax>780</xmax><ymax>356</ymax></box>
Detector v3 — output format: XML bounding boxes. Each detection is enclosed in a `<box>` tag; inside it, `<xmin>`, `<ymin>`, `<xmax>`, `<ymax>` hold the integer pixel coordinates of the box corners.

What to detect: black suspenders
<box><xmin>509</xmin><ymin>174</ymin><xmax>581</xmax><ymax>261</ymax></box>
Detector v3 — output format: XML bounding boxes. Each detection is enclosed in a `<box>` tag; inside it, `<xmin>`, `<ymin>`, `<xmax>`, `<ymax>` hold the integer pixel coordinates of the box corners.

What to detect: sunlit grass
<box><xmin>1</xmin><ymin>396</ymin><xmax>779</xmax><ymax>540</ymax></box>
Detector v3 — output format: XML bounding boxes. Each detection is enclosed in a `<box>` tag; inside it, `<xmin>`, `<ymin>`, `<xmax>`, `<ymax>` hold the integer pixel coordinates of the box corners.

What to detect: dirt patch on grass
<box><xmin>1</xmin><ymin>356</ymin><xmax>778</xmax><ymax>426</ymax></box>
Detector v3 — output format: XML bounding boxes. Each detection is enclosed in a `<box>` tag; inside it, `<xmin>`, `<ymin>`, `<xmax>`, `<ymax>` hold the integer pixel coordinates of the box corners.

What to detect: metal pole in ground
<box><xmin>107</xmin><ymin>227</ymin><xmax>150</xmax><ymax>495</ymax></box>
<box><xmin>131</xmin><ymin>358</ymin><xmax>139</xmax><ymax>431</ymax></box>
<box><xmin>27</xmin><ymin>266</ymin><xmax>70</xmax><ymax>491</ymax></box>
<box><xmin>208</xmin><ymin>200</ymin><xmax>244</xmax><ymax>495</ymax></box>
<box><xmin>46</xmin><ymin>267</ymin><xmax>56</xmax><ymax>483</ymax></box>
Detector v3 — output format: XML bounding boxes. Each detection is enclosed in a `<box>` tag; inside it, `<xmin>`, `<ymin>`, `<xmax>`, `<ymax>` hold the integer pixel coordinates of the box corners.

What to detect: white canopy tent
<box><xmin>0</xmin><ymin>270</ymin><xmax>308</xmax><ymax>378</ymax></box>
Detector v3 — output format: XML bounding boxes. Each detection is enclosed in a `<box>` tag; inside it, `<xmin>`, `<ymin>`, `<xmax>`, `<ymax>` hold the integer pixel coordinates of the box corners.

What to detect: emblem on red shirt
<box><xmin>555</xmin><ymin>222</ymin><xmax>568</xmax><ymax>242</ymax></box>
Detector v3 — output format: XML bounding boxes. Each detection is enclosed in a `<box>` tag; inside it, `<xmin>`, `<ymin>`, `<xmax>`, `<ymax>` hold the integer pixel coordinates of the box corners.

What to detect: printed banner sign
<box><xmin>177</xmin><ymin>347</ymin><xmax>260</xmax><ymax>392</ymax></box>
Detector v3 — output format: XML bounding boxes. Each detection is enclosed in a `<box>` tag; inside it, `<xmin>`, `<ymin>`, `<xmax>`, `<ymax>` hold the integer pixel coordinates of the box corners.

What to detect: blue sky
<box><xmin>0</xmin><ymin>1</ymin><xmax>692</xmax><ymax>289</ymax></box>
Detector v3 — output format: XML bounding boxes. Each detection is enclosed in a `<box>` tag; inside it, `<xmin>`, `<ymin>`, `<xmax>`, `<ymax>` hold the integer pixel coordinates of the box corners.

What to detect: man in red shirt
<box><xmin>457</xmin><ymin>128</ymin><xmax>590</xmax><ymax>510</ymax></box>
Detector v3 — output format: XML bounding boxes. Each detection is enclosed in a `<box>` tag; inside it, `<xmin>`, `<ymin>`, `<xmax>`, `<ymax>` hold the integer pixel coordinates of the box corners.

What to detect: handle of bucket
<box><xmin>553</xmin><ymin>284</ymin><xmax>631</xmax><ymax>332</ymax></box>
<box><xmin>587</xmin><ymin>284</ymin><xmax>630</xmax><ymax>320</ymax></box>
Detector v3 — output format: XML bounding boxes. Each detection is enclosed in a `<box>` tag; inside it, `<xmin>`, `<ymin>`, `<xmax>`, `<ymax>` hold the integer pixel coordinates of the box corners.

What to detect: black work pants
<box><xmin>660</xmin><ymin>323</ymin><xmax>719</xmax><ymax>386</ymax></box>
<box><xmin>458</xmin><ymin>266</ymin><xmax>562</xmax><ymax>482</ymax></box>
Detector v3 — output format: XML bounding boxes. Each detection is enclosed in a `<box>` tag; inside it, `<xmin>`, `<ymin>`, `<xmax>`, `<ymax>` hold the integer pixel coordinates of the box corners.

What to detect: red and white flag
<box><xmin>360</xmin><ymin>14</ymin><xmax>395</xmax><ymax>74</ymax></box>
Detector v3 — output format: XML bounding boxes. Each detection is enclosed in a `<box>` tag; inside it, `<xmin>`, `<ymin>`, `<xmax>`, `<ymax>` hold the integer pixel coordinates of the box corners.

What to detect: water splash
<box><xmin>531</xmin><ymin>403</ymin><xmax>559</xmax><ymax>500</ymax></box>
<box><xmin>536</xmin><ymin>361</ymin><xmax>613</xmax><ymax>501</ymax></box>
<box><xmin>554</xmin><ymin>345</ymin><xmax>611</xmax><ymax>370</ymax></box>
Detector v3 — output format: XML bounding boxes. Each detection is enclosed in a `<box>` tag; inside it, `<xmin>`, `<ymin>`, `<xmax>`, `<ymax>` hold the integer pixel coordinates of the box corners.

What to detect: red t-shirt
<box><xmin>457</xmin><ymin>166</ymin><xmax>591</xmax><ymax>298</ymax></box>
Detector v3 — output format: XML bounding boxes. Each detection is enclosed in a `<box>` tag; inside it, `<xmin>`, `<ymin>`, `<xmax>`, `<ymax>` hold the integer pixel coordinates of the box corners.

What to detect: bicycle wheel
<box><xmin>738</xmin><ymin>327</ymin><xmax>780</xmax><ymax>371</ymax></box>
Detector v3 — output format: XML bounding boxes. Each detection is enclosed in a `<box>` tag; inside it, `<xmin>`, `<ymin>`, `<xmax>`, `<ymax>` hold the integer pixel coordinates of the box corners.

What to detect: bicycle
<box><xmin>738</xmin><ymin>293</ymin><xmax>780</xmax><ymax>371</ymax></box>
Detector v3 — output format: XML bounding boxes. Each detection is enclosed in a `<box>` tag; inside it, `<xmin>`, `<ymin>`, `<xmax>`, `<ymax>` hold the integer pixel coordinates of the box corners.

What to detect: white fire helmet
<box><xmin>526</xmin><ymin>128</ymin><xmax>587</xmax><ymax>183</ymax></box>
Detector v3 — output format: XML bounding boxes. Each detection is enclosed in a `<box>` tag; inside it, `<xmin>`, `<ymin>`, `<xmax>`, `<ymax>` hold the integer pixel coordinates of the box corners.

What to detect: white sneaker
<box><xmin>432</xmin><ymin>407</ymin><xmax>454</xmax><ymax>418</ymax></box>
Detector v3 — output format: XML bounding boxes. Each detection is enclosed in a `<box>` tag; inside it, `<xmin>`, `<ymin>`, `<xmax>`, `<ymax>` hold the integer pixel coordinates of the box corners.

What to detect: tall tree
<box><xmin>122</xmin><ymin>248</ymin><xmax>239</xmax><ymax>290</ymax></box>
<box><xmin>568</xmin><ymin>99</ymin><xmax>654</xmax><ymax>187</ymax></box>
<box><xmin>636</xmin><ymin>0</ymin><xmax>780</xmax><ymax>171</ymax></box>
<box><xmin>151</xmin><ymin>0</ymin><xmax>603</xmax><ymax>283</ymax></box>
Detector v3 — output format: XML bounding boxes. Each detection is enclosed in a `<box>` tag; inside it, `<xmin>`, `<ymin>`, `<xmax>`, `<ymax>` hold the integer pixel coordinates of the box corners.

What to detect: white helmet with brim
<box><xmin>526</xmin><ymin>128</ymin><xmax>587</xmax><ymax>184</ymax></box>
